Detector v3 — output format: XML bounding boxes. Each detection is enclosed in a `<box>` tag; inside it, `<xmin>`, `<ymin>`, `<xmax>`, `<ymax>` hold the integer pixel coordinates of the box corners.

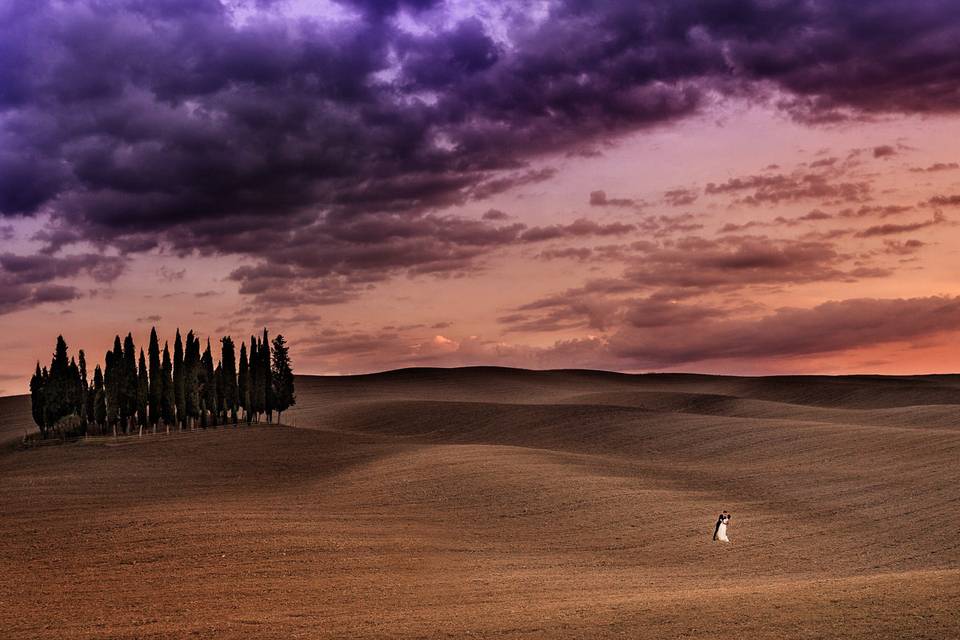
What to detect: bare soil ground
<box><xmin>1</xmin><ymin>367</ymin><xmax>958</xmax><ymax>638</ymax></box>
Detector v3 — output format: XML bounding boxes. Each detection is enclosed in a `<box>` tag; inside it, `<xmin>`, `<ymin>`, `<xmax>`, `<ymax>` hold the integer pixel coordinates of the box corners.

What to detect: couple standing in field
<box><xmin>713</xmin><ymin>511</ymin><xmax>731</xmax><ymax>542</ymax></box>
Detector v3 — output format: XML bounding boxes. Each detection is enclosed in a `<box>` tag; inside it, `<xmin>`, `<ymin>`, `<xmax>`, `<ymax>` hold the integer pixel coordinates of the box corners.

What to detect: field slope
<box><xmin>1</xmin><ymin>367</ymin><xmax>958</xmax><ymax>638</ymax></box>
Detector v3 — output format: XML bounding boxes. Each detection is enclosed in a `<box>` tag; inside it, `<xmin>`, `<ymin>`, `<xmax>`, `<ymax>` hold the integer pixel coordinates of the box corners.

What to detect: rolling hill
<box><xmin>1</xmin><ymin>367</ymin><xmax>958</xmax><ymax>638</ymax></box>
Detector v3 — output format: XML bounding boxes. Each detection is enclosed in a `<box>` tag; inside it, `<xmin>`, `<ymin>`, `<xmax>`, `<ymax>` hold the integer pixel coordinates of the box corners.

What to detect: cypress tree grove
<box><xmin>26</xmin><ymin>328</ymin><xmax>293</xmax><ymax>440</ymax></box>
<box><xmin>237</xmin><ymin>342</ymin><xmax>249</xmax><ymax>424</ymax></box>
<box><xmin>271</xmin><ymin>334</ymin><xmax>296</xmax><ymax>424</ymax></box>
<box><xmin>137</xmin><ymin>349</ymin><xmax>149</xmax><ymax>434</ymax></box>
<box><xmin>161</xmin><ymin>342</ymin><xmax>176</xmax><ymax>433</ymax></box>
<box><xmin>148</xmin><ymin>327</ymin><xmax>161</xmax><ymax>429</ymax></box>
<box><xmin>173</xmin><ymin>329</ymin><xmax>185</xmax><ymax>430</ymax></box>
<box><xmin>221</xmin><ymin>337</ymin><xmax>238</xmax><ymax>425</ymax></box>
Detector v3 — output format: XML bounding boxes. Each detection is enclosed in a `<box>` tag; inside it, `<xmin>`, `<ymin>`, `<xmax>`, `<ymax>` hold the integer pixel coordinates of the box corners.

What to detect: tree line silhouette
<box><xmin>29</xmin><ymin>328</ymin><xmax>295</xmax><ymax>439</ymax></box>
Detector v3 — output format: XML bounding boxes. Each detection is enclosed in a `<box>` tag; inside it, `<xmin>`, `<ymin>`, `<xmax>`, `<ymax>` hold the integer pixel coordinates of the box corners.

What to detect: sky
<box><xmin>2</xmin><ymin>0</ymin><xmax>960</xmax><ymax>394</ymax></box>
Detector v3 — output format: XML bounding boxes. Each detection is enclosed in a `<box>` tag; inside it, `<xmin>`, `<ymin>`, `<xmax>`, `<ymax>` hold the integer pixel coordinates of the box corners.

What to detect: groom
<box><xmin>712</xmin><ymin>510</ymin><xmax>730</xmax><ymax>541</ymax></box>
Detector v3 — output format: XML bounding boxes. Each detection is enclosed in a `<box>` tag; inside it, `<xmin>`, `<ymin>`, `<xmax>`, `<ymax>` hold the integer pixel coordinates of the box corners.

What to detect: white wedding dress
<box><xmin>716</xmin><ymin>517</ymin><xmax>730</xmax><ymax>542</ymax></box>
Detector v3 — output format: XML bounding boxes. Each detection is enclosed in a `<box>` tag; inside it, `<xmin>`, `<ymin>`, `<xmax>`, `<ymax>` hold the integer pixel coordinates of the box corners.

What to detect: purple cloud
<box><xmin>4</xmin><ymin>1</ymin><xmax>960</xmax><ymax>305</ymax></box>
<box><xmin>609</xmin><ymin>296</ymin><xmax>960</xmax><ymax>367</ymax></box>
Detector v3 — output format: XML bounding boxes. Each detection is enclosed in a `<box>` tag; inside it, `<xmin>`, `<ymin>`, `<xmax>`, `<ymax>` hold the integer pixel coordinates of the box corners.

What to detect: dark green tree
<box><xmin>137</xmin><ymin>349</ymin><xmax>149</xmax><ymax>433</ymax></box>
<box><xmin>66</xmin><ymin>356</ymin><xmax>83</xmax><ymax>435</ymax></box>
<box><xmin>44</xmin><ymin>336</ymin><xmax>76</xmax><ymax>430</ymax></box>
<box><xmin>104</xmin><ymin>350</ymin><xmax>115</xmax><ymax>435</ymax></box>
<box><xmin>84</xmin><ymin>358</ymin><xmax>97</xmax><ymax>430</ymax></box>
<box><xmin>78</xmin><ymin>350</ymin><xmax>89</xmax><ymax>429</ymax></box>
<box><xmin>249</xmin><ymin>336</ymin><xmax>263</xmax><ymax>422</ymax></box>
<box><xmin>215</xmin><ymin>362</ymin><xmax>225</xmax><ymax>424</ymax></box>
<box><xmin>262</xmin><ymin>329</ymin><xmax>274</xmax><ymax>423</ymax></box>
<box><xmin>271</xmin><ymin>334</ymin><xmax>295</xmax><ymax>424</ymax></box>
<box><xmin>200</xmin><ymin>339</ymin><xmax>216</xmax><ymax>426</ymax></box>
<box><xmin>221</xmin><ymin>337</ymin><xmax>238</xmax><ymax>425</ymax></box>
<box><xmin>160</xmin><ymin>342</ymin><xmax>176</xmax><ymax>431</ymax></box>
<box><xmin>147</xmin><ymin>327</ymin><xmax>161</xmax><ymax>428</ymax></box>
<box><xmin>121</xmin><ymin>333</ymin><xmax>138</xmax><ymax>434</ymax></box>
<box><xmin>105</xmin><ymin>337</ymin><xmax>123</xmax><ymax>436</ymax></box>
<box><xmin>173</xmin><ymin>329</ymin><xmax>185</xmax><ymax>429</ymax></box>
<box><xmin>237</xmin><ymin>341</ymin><xmax>249</xmax><ymax>423</ymax></box>
<box><xmin>184</xmin><ymin>331</ymin><xmax>200</xmax><ymax>429</ymax></box>
<box><xmin>93</xmin><ymin>365</ymin><xmax>106</xmax><ymax>434</ymax></box>
<box><xmin>29</xmin><ymin>363</ymin><xmax>47</xmax><ymax>437</ymax></box>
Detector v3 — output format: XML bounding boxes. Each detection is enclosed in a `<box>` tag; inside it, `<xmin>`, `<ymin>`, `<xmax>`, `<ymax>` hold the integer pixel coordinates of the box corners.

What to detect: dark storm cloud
<box><xmin>838</xmin><ymin>204</ymin><xmax>913</xmax><ymax>218</ymax></box>
<box><xmin>589</xmin><ymin>190</ymin><xmax>641</xmax><ymax>209</ymax></box>
<box><xmin>928</xmin><ymin>195</ymin><xmax>960</xmax><ymax>207</ymax></box>
<box><xmin>873</xmin><ymin>145</ymin><xmax>897</xmax><ymax>158</ymax></box>
<box><xmin>0</xmin><ymin>252</ymin><xmax>125</xmax><ymax>315</ymax></box>
<box><xmin>910</xmin><ymin>162</ymin><xmax>959</xmax><ymax>173</ymax></box>
<box><xmin>636</xmin><ymin>213</ymin><xmax>704</xmax><ymax>237</ymax></box>
<box><xmin>608</xmin><ymin>296</ymin><xmax>960</xmax><ymax>367</ymax></box>
<box><xmin>854</xmin><ymin>212</ymin><xmax>947</xmax><ymax>238</ymax></box>
<box><xmin>663</xmin><ymin>188</ymin><xmax>699</xmax><ymax>207</ymax></box>
<box><xmin>481</xmin><ymin>209</ymin><xmax>510</xmax><ymax>221</ymax></box>
<box><xmin>619</xmin><ymin>235</ymin><xmax>859</xmax><ymax>290</ymax></box>
<box><xmin>0</xmin><ymin>253</ymin><xmax>126</xmax><ymax>285</ymax></box>
<box><xmin>499</xmin><ymin>231</ymin><xmax>900</xmax><ymax>337</ymax></box>
<box><xmin>705</xmin><ymin>171</ymin><xmax>871</xmax><ymax>205</ymax></box>
<box><xmin>518</xmin><ymin>218</ymin><xmax>636</xmax><ymax>243</ymax></box>
<box><xmin>881</xmin><ymin>239</ymin><xmax>925</xmax><ymax>256</ymax></box>
<box><xmin>225</xmin><ymin>211</ymin><xmax>643</xmax><ymax>305</ymax></box>
<box><xmin>4</xmin><ymin>0</ymin><xmax>960</xmax><ymax>303</ymax></box>
<box><xmin>717</xmin><ymin>208</ymin><xmax>840</xmax><ymax>233</ymax></box>
<box><xmin>537</xmin><ymin>246</ymin><xmax>595</xmax><ymax>262</ymax></box>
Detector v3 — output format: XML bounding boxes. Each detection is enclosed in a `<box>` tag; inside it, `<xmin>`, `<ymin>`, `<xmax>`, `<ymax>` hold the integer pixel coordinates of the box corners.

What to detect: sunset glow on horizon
<box><xmin>2</xmin><ymin>0</ymin><xmax>960</xmax><ymax>394</ymax></box>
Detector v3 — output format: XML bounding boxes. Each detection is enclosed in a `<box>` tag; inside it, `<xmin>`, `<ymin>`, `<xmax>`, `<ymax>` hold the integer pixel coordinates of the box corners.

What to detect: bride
<box><xmin>714</xmin><ymin>511</ymin><xmax>731</xmax><ymax>542</ymax></box>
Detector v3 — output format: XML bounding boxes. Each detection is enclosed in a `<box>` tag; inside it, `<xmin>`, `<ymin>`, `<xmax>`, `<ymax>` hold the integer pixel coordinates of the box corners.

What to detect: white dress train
<box><xmin>716</xmin><ymin>517</ymin><xmax>729</xmax><ymax>542</ymax></box>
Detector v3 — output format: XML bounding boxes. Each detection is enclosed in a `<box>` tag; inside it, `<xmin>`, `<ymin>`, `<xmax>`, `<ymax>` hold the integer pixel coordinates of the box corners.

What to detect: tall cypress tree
<box><xmin>137</xmin><ymin>349</ymin><xmax>149</xmax><ymax>433</ymax></box>
<box><xmin>30</xmin><ymin>363</ymin><xmax>47</xmax><ymax>437</ymax></box>
<box><xmin>84</xmin><ymin>356</ymin><xmax>96</xmax><ymax>430</ymax></box>
<box><xmin>93</xmin><ymin>365</ymin><xmax>106</xmax><ymax>434</ymax></box>
<box><xmin>201</xmin><ymin>339</ymin><xmax>216</xmax><ymax>427</ymax></box>
<box><xmin>237</xmin><ymin>341</ymin><xmax>249</xmax><ymax>424</ymax></box>
<box><xmin>147</xmin><ymin>327</ymin><xmax>161</xmax><ymax>428</ymax></box>
<box><xmin>66</xmin><ymin>356</ymin><xmax>83</xmax><ymax>435</ymax></box>
<box><xmin>160</xmin><ymin>342</ymin><xmax>175</xmax><ymax>432</ymax></box>
<box><xmin>214</xmin><ymin>362</ymin><xmax>225</xmax><ymax>424</ymax></box>
<box><xmin>173</xmin><ymin>329</ymin><xmax>185</xmax><ymax>430</ymax></box>
<box><xmin>271</xmin><ymin>334</ymin><xmax>295</xmax><ymax>424</ymax></box>
<box><xmin>78</xmin><ymin>350</ymin><xmax>89</xmax><ymax>429</ymax></box>
<box><xmin>105</xmin><ymin>337</ymin><xmax>123</xmax><ymax>436</ymax></box>
<box><xmin>250</xmin><ymin>336</ymin><xmax>264</xmax><ymax>422</ymax></box>
<box><xmin>184</xmin><ymin>331</ymin><xmax>200</xmax><ymax>429</ymax></box>
<box><xmin>261</xmin><ymin>329</ymin><xmax>274</xmax><ymax>423</ymax></box>
<box><xmin>45</xmin><ymin>335</ymin><xmax>75</xmax><ymax>431</ymax></box>
<box><xmin>40</xmin><ymin>366</ymin><xmax>51</xmax><ymax>430</ymax></box>
<box><xmin>221</xmin><ymin>337</ymin><xmax>238</xmax><ymax>425</ymax></box>
<box><xmin>121</xmin><ymin>333</ymin><xmax>138</xmax><ymax>434</ymax></box>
